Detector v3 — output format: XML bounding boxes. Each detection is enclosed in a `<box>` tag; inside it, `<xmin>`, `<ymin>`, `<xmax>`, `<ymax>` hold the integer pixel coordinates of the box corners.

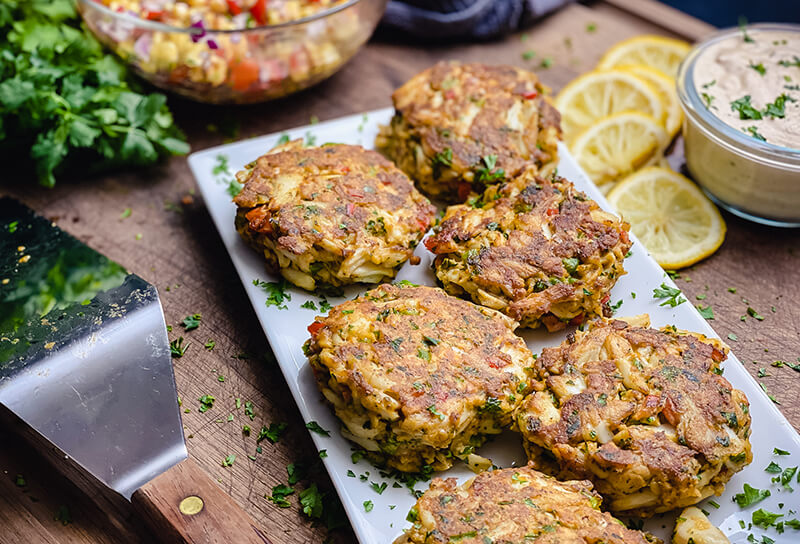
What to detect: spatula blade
<box><xmin>0</xmin><ymin>198</ymin><xmax>187</xmax><ymax>499</ymax></box>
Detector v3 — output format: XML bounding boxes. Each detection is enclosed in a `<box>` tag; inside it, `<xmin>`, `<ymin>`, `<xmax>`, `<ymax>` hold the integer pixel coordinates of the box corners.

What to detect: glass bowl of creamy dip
<box><xmin>676</xmin><ymin>23</ymin><xmax>800</xmax><ymax>227</ymax></box>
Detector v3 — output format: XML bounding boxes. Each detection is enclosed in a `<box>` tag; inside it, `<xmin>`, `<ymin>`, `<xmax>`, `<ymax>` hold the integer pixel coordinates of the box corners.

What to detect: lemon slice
<box><xmin>570</xmin><ymin>111</ymin><xmax>668</xmax><ymax>194</ymax></box>
<box><xmin>597</xmin><ymin>35</ymin><xmax>691</xmax><ymax>78</ymax></box>
<box><xmin>606</xmin><ymin>167</ymin><xmax>726</xmax><ymax>269</ymax></box>
<box><xmin>555</xmin><ymin>69</ymin><xmax>664</xmax><ymax>141</ymax></box>
<box><xmin>620</xmin><ymin>65</ymin><xmax>683</xmax><ymax>139</ymax></box>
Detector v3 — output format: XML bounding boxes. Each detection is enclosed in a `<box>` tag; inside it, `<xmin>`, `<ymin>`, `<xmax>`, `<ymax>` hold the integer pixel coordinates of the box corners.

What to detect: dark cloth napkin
<box><xmin>382</xmin><ymin>0</ymin><xmax>572</xmax><ymax>40</ymax></box>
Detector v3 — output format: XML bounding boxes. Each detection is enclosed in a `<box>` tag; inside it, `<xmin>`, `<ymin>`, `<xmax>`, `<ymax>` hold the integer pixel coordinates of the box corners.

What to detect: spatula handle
<box><xmin>132</xmin><ymin>458</ymin><xmax>272</xmax><ymax>544</ymax></box>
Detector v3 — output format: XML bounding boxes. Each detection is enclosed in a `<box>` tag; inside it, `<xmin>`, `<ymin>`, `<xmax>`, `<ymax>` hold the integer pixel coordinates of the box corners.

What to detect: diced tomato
<box><xmin>600</xmin><ymin>294</ymin><xmax>610</xmax><ymax>304</ymax></box>
<box><xmin>620</xmin><ymin>230</ymin><xmax>630</xmax><ymax>244</ymax></box>
<box><xmin>546</xmin><ymin>208</ymin><xmax>558</xmax><ymax>216</ymax></box>
<box><xmin>488</xmin><ymin>359</ymin><xmax>508</xmax><ymax>369</ymax></box>
<box><xmin>711</xmin><ymin>347</ymin><xmax>725</xmax><ymax>363</ymax></box>
<box><xmin>143</xmin><ymin>9</ymin><xmax>164</xmax><ymax>20</ymax></box>
<box><xmin>569</xmin><ymin>313</ymin><xmax>585</xmax><ymax>326</ymax></box>
<box><xmin>250</xmin><ymin>0</ymin><xmax>267</xmax><ymax>25</ymax></box>
<box><xmin>522</xmin><ymin>90</ymin><xmax>538</xmax><ymax>99</ymax></box>
<box><xmin>346</xmin><ymin>203</ymin><xmax>355</xmax><ymax>216</ymax></box>
<box><xmin>423</xmin><ymin>236</ymin><xmax>436</xmax><ymax>251</ymax></box>
<box><xmin>417</xmin><ymin>218</ymin><xmax>429</xmax><ymax>231</ymax></box>
<box><xmin>245</xmin><ymin>207</ymin><xmax>272</xmax><ymax>233</ymax></box>
<box><xmin>662</xmin><ymin>396</ymin><xmax>680</xmax><ymax>426</ymax></box>
<box><xmin>230</xmin><ymin>59</ymin><xmax>259</xmax><ymax>91</ymax></box>
<box><xmin>341</xmin><ymin>166</ymin><xmax>350</xmax><ymax>174</ymax></box>
<box><xmin>307</xmin><ymin>321</ymin><xmax>325</xmax><ymax>336</ymax></box>
<box><xmin>457</xmin><ymin>182</ymin><xmax>471</xmax><ymax>202</ymax></box>
<box><xmin>226</xmin><ymin>0</ymin><xmax>241</xmax><ymax>14</ymax></box>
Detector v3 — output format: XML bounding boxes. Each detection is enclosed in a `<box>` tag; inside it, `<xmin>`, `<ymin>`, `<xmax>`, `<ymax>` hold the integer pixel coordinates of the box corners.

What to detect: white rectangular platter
<box><xmin>189</xmin><ymin>108</ymin><xmax>800</xmax><ymax>544</ymax></box>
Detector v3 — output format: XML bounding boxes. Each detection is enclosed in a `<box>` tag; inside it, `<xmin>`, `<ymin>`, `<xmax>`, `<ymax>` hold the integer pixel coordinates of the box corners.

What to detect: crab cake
<box><xmin>424</xmin><ymin>168</ymin><xmax>632</xmax><ymax>331</ymax></box>
<box><xmin>376</xmin><ymin>61</ymin><xmax>561</xmax><ymax>202</ymax></box>
<box><xmin>515</xmin><ymin>315</ymin><xmax>752</xmax><ymax>517</ymax></box>
<box><xmin>395</xmin><ymin>464</ymin><xmax>661</xmax><ymax>544</ymax></box>
<box><xmin>233</xmin><ymin>141</ymin><xmax>435</xmax><ymax>291</ymax></box>
<box><xmin>303</xmin><ymin>283</ymin><xmax>535</xmax><ymax>473</ymax></box>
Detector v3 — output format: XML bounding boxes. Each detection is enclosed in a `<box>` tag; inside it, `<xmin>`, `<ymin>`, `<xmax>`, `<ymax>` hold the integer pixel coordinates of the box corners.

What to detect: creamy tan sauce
<box><xmin>693</xmin><ymin>29</ymin><xmax>800</xmax><ymax>149</ymax></box>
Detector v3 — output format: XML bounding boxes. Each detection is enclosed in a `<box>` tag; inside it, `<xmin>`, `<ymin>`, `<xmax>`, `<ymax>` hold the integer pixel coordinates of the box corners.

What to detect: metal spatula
<box><xmin>0</xmin><ymin>197</ymin><xmax>271</xmax><ymax>544</ymax></box>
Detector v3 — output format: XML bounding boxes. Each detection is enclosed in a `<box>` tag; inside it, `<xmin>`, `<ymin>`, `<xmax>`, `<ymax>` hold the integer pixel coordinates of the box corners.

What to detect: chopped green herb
<box><xmin>766</xmin><ymin>462</ymin><xmax>783</xmax><ymax>473</ymax></box>
<box><xmin>739</xmin><ymin>17</ymin><xmax>754</xmax><ymax>43</ymax></box>
<box><xmin>753</xmin><ymin>508</ymin><xmax>783</xmax><ymax>528</ymax></box>
<box><xmin>733</xmin><ymin>483</ymin><xmax>771</xmax><ymax>507</ymax></box>
<box><xmin>764</xmin><ymin>93</ymin><xmax>795</xmax><ymax>119</ymax></box>
<box><xmin>427</xmin><ymin>404</ymin><xmax>446</xmax><ymax>421</ymax></box>
<box><xmin>586</xmin><ymin>22</ymin><xmax>597</xmax><ymax>32</ymax></box>
<box><xmin>287</xmin><ymin>462</ymin><xmax>304</xmax><ymax>485</ymax></box>
<box><xmin>748</xmin><ymin>307</ymin><xmax>765</xmax><ymax>320</ymax></box>
<box><xmin>253</xmin><ymin>279</ymin><xmax>291</xmax><ymax>310</ymax></box>
<box><xmin>653</xmin><ymin>283</ymin><xmax>686</xmax><ymax>307</ymax></box>
<box><xmin>774</xmin><ymin>448</ymin><xmax>791</xmax><ymax>456</ymax></box>
<box><xmin>181</xmin><ymin>313</ymin><xmax>201</xmax><ymax>331</ymax></box>
<box><xmin>301</xmin><ymin>300</ymin><xmax>318</xmax><ymax>311</ymax></box>
<box><xmin>778</xmin><ymin>56</ymin><xmax>800</xmax><ymax>68</ymax></box>
<box><xmin>222</xmin><ymin>454</ymin><xmax>236</xmax><ymax>467</ymax></box>
<box><xmin>746</xmin><ymin>126</ymin><xmax>767</xmax><ymax>142</ymax></box>
<box><xmin>702</xmin><ymin>92</ymin><xmax>715</xmax><ymax>109</ymax></box>
<box><xmin>749</xmin><ymin>61</ymin><xmax>766</xmax><ymax>75</ymax></box>
<box><xmin>696</xmin><ymin>305</ymin><xmax>714</xmax><ymax>320</ymax></box>
<box><xmin>204</xmin><ymin>339</ymin><xmax>215</xmax><ymax>350</ymax></box>
<box><xmin>522</xmin><ymin>50</ymin><xmax>536</xmax><ymax>61</ymax></box>
<box><xmin>363</xmin><ymin>500</ymin><xmax>373</xmax><ymax>512</ymax></box>
<box><xmin>276</xmin><ymin>133</ymin><xmax>290</xmax><ymax>146</ymax></box>
<box><xmin>198</xmin><ymin>394</ymin><xmax>215</xmax><ymax>413</ymax></box>
<box><xmin>299</xmin><ymin>484</ymin><xmax>324</xmax><ymax>519</ymax></box>
<box><xmin>15</xmin><ymin>474</ymin><xmax>26</xmax><ymax>487</ymax></box>
<box><xmin>370</xmin><ymin>481</ymin><xmax>388</xmax><ymax>495</ymax></box>
<box><xmin>728</xmin><ymin>333</ymin><xmax>738</xmax><ymax>341</ymax></box>
<box><xmin>244</xmin><ymin>401</ymin><xmax>255</xmax><ymax>421</ymax></box>
<box><xmin>730</xmin><ymin>95</ymin><xmax>763</xmax><ymax>120</ymax></box>
<box><xmin>258</xmin><ymin>422</ymin><xmax>287</xmax><ymax>444</ymax></box>
<box><xmin>170</xmin><ymin>337</ymin><xmax>188</xmax><ymax>357</ymax></box>
<box><xmin>267</xmin><ymin>484</ymin><xmax>294</xmax><ymax>508</ymax></box>
<box><xmin>305</xmin><ymin>421</ymin><xmax>330</xmax><ymax>436</ymax></box>
<box><xmin>540</xmin><ymin>57</ymin><xmax>553</xmax><ymax>69</ymax></box>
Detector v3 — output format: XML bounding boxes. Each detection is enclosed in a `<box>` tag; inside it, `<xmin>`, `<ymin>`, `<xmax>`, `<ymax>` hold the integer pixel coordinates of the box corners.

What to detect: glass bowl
<box><xmin>676</xmin><ymin>23</ymin><xmax>800</xmax><ymax>228</ymax></box>
<box><xmin>77</xmin><ymin>0</ymin><xmax>387</xmax><ymax>104</ymax></box>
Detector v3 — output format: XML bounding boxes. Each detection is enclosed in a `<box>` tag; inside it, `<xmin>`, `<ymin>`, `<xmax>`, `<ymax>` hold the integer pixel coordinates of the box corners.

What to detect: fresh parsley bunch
<box><xmin>0</xmin><ymin>0</ymin><xmax>189</xmax><ymax>187</ymax></box>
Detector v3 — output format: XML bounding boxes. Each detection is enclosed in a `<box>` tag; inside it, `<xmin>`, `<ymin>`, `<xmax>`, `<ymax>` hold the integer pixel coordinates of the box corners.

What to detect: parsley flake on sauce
<box><xmin>749</xmin><ymin>61</ymin><xmax>767</xmax><ymax>75</ymax></box>
<box><xmin>730</xmin><ymin>95</ymin><xmax>763</xmax><ymax>120</ymax></box>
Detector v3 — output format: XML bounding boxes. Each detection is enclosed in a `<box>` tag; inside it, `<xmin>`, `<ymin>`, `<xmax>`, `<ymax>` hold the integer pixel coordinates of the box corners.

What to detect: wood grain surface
<box><xmin>1</xmin><ymin>1</ymin><xmax>798</xmax><ymax>543</ymax></box>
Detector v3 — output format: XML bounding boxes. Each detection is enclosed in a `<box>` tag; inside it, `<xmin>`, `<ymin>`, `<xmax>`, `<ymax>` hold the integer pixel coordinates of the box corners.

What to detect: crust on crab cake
<box><xmin>394</xmin><ymin>464</ymin><xmax>661</xmax><ymax>544</ymax></box>
<box><xmin>376</xmin><ymin>61</ymin><xmax>561</xmax><ymax>202</ymax></box>
<box><xmin>303</xmin><ymin>283</ymin><xmax>536</xmax><ymax>473</ymax></box>
<box><xmin>233</xmin><ymin>141</ymin><xmax>435</xmax><ymax>291</ymax></box>
<box><xmin>424</xmin><ymin>168</ymin><xmax>632</xmax><ymax>331</ymax></box>
<box><xmin>515</xmin><ymin>315</ymin><xmax>752</xmax><ymax>517</ymax></box>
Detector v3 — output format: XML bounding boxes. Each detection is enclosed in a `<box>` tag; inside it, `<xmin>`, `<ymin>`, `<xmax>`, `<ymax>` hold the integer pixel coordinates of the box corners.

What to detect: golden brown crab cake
<box><xmin>376</xmin><ymin>61</ymin><xmax>561</xmax><ymax>202</ymax></box>
<box><xmin>424</xmin><ymin>168</ymin><xmax>632</xmax><ymax>331</ymax></box>
<box><xmin>515</xmin><ymin>315</ymin><xmax>752</xmax><ymax>517</ymax></box>
<box><xmin>303</xmin><ymin>283</ymin><xmax>536</xmax><ymax>473</ymax></box>
<box><xmin>394</xmin><ymin>464</ymin><xmax>661</xmax><ymax>544</ymax></box>
<box><xmin>233</xmin><ymin>141</ymin><xmax>435</xmax><ymax>291</ymax></box>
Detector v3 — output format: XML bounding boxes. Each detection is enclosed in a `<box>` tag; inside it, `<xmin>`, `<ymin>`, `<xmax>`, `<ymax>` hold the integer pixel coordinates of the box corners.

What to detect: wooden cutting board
<box><xmin>1</xmin><ymin>1</ymin><xmax>798</xmax><ymax>542</ymax></box>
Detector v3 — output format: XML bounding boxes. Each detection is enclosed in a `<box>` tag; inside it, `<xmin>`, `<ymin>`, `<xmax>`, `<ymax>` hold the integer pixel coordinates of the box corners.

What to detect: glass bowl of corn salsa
<box><xmin>78</xmin><ymin>0</ymin><xmax>387</xmax><ymax>103</ymax></box>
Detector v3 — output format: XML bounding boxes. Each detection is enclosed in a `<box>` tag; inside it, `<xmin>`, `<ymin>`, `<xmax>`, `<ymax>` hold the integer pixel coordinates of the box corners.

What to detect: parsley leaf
<box><xmin>696</xmin><ymin>304</ymin><xmax>714</xmax><ymax>320</ymax></box>
<box><xmin>257</xmin><ymin>422</ymin><xmax>287</xmax><ymax>444</ymax></box>
<box><xmin>305</xmin><ymin>421</ymin><xmax>330</xmax><ymax>436</ymax></box>
<box><xmin>253</xmin><ymin>279</ymin><xmax>291</xmax><ymax>309</ymax></box>
<box><xmin>730</xmin><ymin>95</ymin><xmax>762</xmax><ymax>120</ymax></box>
<box><xmin>181</xmin><ymin>313</ymin><xmax>201</xmax><ymax>331</ymax></box>
<box><xmin>764</xmin><ymin>93</ymin><xmax>794</xmax><ymax>119</ymax></box>
<box><xmin>299</xmin><ymin>484</ymin><xmax>324</xmax><ymax>518</ymax></box>
<box><xmin>749</xmin><ymin>61</ymin><xmax>766</xmax><ymax>75</ymax></box>
<box><xmin>0</xmin><ymin>0</ymin><xmax>188</xmax><ymax>187</ymax></box>
<box><xmin>170</xmin><ymin>337</ymin><xmax>188</xmax><ymax>357</ymax></box>
<box><xmin>266</xmin><ymin>484</ymin><xmax>294</xmax><ymax>508</ymax></box>
<box><xmin>653</xmin><ymin>283</ymin><xmax>686</xmax><ymax>307</ymax></box>
<box><xmin>733</xmin><ymin>483</ymin><xmax>771</xmax><ymax>507</ymax></box>
<box><xmin>774</xmin><ymin>448</ymin><xmax>791</xmax><ymax>456</ymax></box>
<box><xmin>221</xmin><ymin>454</ymin><xmax>235</xmax><ymax>467</ymax></box>
<box><xmin>752</xmin><ymin>508</ymin><xmax>783</xmax><ymax>528</ymax></box>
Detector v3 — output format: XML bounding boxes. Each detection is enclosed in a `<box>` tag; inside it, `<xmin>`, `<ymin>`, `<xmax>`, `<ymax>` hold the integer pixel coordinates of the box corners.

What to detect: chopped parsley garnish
<box><xmin>778</xmin><ymin>466</ymin><xmax>798</xmax><ymax>491</ymax></box>
<box><xmin>562</xmin><ymin>257</ymin><xmax>579</xmax><ymax>275</ymax></box>
<box><xmin>764</xmin><ymin>93</ymin><xmax>795</xmax><ymax>119</ymax></box>
<box><xmin>432</xmin><ymin>148</ymin><xmax>453</xmax><ymax>168</ymax></box>
<box><xmin>752</xmin><ymin>508</ymin><xmax>783</xmax><ymax>528</ymax></box>
<box><xmin>120</xmin><ymin>208</ymin><xmax>132</xmax><ymax>219</ymax></box>
<box><xmin>253</xmin><ymin>278</ymin><xmax>291</xmax><ymax>310</ymax></box>
<box><xmin>702</xmin><ymin>92</ymin><xmax>715</xmax><ymax>109</ymax></box>
<box><xmin>204</xmin><ymin>339</ymin><xmax>216</xmax><ymax>350</ymax></box>
<box><xmin>222</xmin><ymin>454</ymin><xmax>235</xmax><ymax>467</ymax></box>
<box><xmin>733</xmin><ymin>483</ymin><xmax>771</xmax><ymax>507</ymax></box>
<box><xmin>749</xmin><ymin>61</ymin><xmax>766</xmax><ymax>75</ymax></box>
<box><xmin>170</xmin><ymin>337</ymin><xmax>188</xmax><ymax>357</ymax></box>
<box><xmin>766</xmin><ymin>462</ymin><xmax>783</xmax><ymax>474</ymax></box>
<box><xmin>305</xmin><ymin>421</ymin><xmax>331</xmax><ymax>436</ymax></box>
<box><xmin>474</xmin><ymin>155</ymin><xmax>505</xmax><ymax>185</ymax></box>
<box><xmin>370</xmin><ymin>481</ymin><xmax>388</xmax><ymax>495</ymax></box>
<box><xmin>427</xmin><ymin>404</ymin><xmax>446</xmax><ymax>420</ymax></box>
<box><xmin>257</xmin><ymin>422</ymin><xmax>287</xmax><ymax>443</ymax></box>
<box><xmin>244</xmin><ymin>401</ymin><xmax>255</xmax><ymax>420</ymax></box>
<box><xmin>778</xmin><ymin>56</ymin><xmax>800</xmax><ymax>68</ymax></box>
<box><xmin>728</xmin><ymin>333</ymin><xmax>738</xmax><ymax>341</ymax></box>
<box><xmin>299</xmin><ymin>484</ymin><xmax>324</xmax><ymax>518</ymax></box>
<box><xmin>730</xmin><ymin>95</ymin><xmax>762</xmax><ymax>120</ymax></box>
<box><xmin>522</xmin><ymin>50</ymin><xmax>536</xmax><ymax>61</ymax></box>
<box><xmin>760</xmin><ymin>382</ymin><xmax>779</xmax><ymax>404</ymax></box>
<box><xmin>287</xmin><ymin>462</ymin><xmax>304</xmax><ymax>485</ymax></box>
<box><xmin>739</xmin><ymin>17</ymin><xmax>754</xmax><ymax>43</ymax></box>
<box><xmin>363</xmin><ymin>500</ymin><xmax>374</xmax><ymax>512</ymax></box>
<box><xmin>181</xmin><ymin>313</ymin><xmax>201</xmax><ymax>331</ymax></box>
<box><xmin>774</xmin><ymin>448</ymin><xmax>791</xmax><ymax>456</ymax></box>
<box><xmin>696</xmin><ymin>305</ymin><xmax>714</xmax><ymax>320</ymax></box>
<box><xmin>267</xmin><ymin>484</ymin><xmax>294</xmax><ymax>507</ymax></box>
<box><xmin>417</xmin><ymin>348</ymin><xmax>431</xmax><ymax>361</ymax></box>
<box><xmin>586</xmin><ymin>22</ymin><xmax>597</xmax><ymax>32</ymax></box>
<box><xmin>301</xmin><ymin>300</ymin><xmax>318</xmax><ymax>310</ymax></box>
<box><xmin>653</xmin><ymin>283</ymin><xmax>686</xmax><ymax>307</ymax></box>
<box><xmin>540</xmin><ymin>57</ymin><xmax>553</xmax><ymax>69</ymax></box>
<box><xmin>748</xmin><ymin>307</ymin><xmax>765</xmax><ymax>320</ymax></box>
<box><xmin>746</xmin><ymin>126</ymin><xmax>767</xmax><ymax>142</ymax></box>
<box><xmin>198</xmin><ymin>394</ymin><xmax>215</xmax><ymax>413</ymax></box>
